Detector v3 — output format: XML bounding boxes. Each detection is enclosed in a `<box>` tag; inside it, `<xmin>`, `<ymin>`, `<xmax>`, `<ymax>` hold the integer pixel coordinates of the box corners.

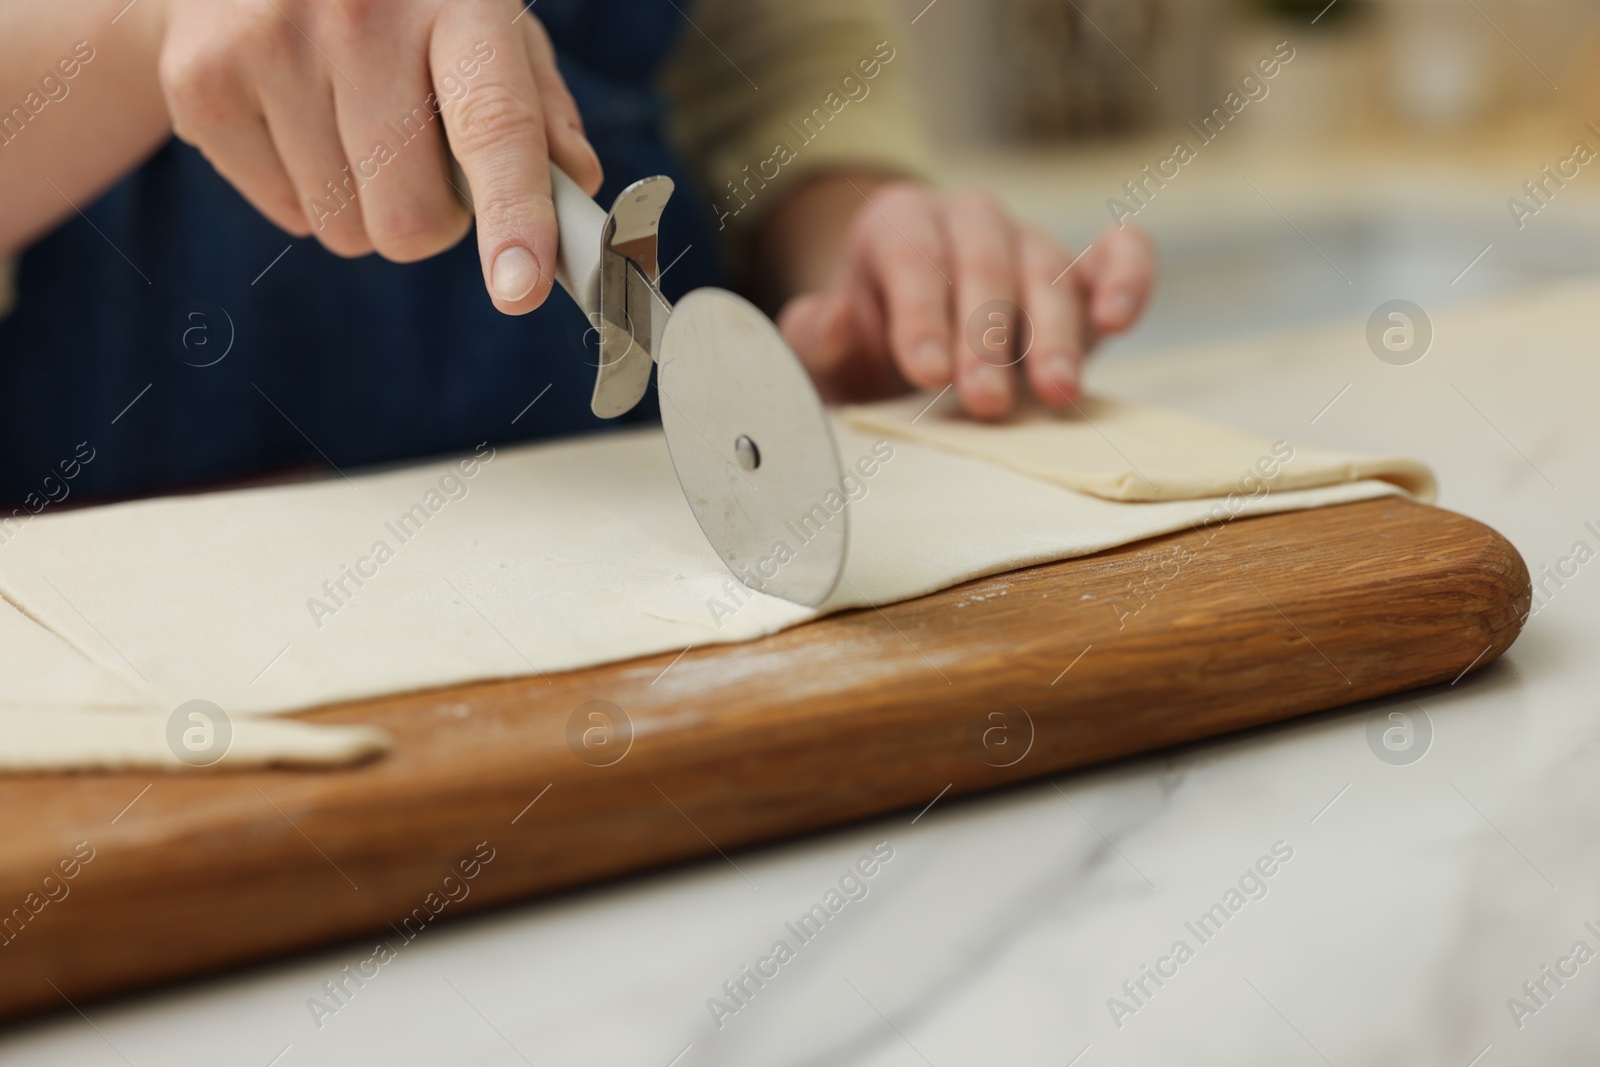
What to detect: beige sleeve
<box><xmin>0</xmin><ymin>258</ymin><xmax>15</xmax><ymax>320</ymax></box>
<box><xmin>660</xmin><ymin>0</ymin><xmax>933</xmax><ymax>240</ymax></box>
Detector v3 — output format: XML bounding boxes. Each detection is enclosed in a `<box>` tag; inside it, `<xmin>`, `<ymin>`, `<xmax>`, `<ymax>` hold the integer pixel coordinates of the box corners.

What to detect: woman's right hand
<box><xmin>158</xmin><ymin>0</ymin><xmax>602</xmax><ymax>314</ymax></box>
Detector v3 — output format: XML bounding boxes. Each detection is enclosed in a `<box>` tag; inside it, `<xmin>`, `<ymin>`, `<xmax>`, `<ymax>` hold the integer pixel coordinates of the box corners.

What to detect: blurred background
<box><xmin>891</xmin><ymin>0</ymin><xmax>1600</xmax><ymax>351</ymax></box>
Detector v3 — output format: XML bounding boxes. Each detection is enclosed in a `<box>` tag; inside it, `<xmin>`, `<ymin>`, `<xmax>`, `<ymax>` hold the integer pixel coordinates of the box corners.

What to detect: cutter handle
<box><xmin>550</xmin><ymin>163</ymin><xmax>607</xmax><ymax>319</ymax></box>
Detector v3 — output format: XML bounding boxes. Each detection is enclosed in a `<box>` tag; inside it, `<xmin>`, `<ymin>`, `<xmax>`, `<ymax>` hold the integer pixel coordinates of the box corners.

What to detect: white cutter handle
<box><xmin>550</xmin><ymin>163</ymin><xmax>607</xmax><ymax>319</ymax></box>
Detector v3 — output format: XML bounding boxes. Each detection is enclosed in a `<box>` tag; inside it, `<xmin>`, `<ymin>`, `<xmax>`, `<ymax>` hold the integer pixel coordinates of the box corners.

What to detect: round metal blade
<box><xmin>657</xmin><ymin>288</ymin><xmax>847</xmax><ymax>607</ymax></box>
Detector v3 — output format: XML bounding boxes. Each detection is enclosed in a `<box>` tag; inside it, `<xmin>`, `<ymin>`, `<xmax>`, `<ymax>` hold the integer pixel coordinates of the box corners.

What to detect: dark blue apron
<box><xmin>0</xmin><ymin>0</ymin><xmax>725</xmax><ymax>506</ymax></box>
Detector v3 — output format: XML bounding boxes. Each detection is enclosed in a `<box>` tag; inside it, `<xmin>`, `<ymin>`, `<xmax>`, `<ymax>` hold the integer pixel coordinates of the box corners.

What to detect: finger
<box><xmin>517</xmin><ymin>17</ymin><xmax>603</xmax><ymax>196</ymax></box>
<box><xmin>328</xmin><ymin>15</ymin><xmax>470</xmax><ymax>262</ymax></box>
<box><xmin>942</xmin><ymin>190</ymin><xmax>1019</xmax><ymax>420</ymax></box>
<box><xmin>852</xmin><ymin>182</ymin><xmax>954</xmax><ymax>391</ymax></box>
<box><xmin>1084</xmin><ymin>223</ymin><xmax>1155</xmax><ymax>336</ymax></box>
<box><xmin>189</xmin><ymin>118</ymin><xmax>311</xmax><ymax>238</ymax></box>
<box><xmin>159</xmin><ymin>37</ymin><xmax>308</xmax><ymax>237</ymax></box>
<box><xmin>433</xmin><ymin>8</ymin><xmax>555</xmax><ymax>314</ymax></box>
<box><xmin>260</xmin><ymin>73</ymin><xmax>373</xmax><ymax>258</ymax></box>
<box><xmin>778</xmin><ymin>291</ymin><xmax>854</xmax><ymax>400</ymax></box>
<box><xmin>781</xmin><ymin>290</ymin><xmax>911</xmax><ymax>404</ymax></box>
<box><xmin>1019</xmin><ymin>227</ymin><xmax>1086</xmax><ymax>407</ymax></box>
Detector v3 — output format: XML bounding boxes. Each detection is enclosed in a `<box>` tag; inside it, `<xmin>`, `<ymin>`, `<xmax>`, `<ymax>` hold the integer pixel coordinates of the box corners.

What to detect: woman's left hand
<box><xmin>769</xmin><ymin>177</ymin><xmax>1155</xmax><ymax>419</ymax></box>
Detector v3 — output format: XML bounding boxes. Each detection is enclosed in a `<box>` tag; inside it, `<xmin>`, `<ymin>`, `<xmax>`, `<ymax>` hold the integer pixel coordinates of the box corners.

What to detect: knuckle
<box><xmin>961</xmin><ymin>239</ymin><xmax>1014</xmax><ymax>280</ymax></box>
<box><xmin>301</xmin><ymin>195</ymin><xmax>371</xmax><ymax>256</ymax></box>
<box><xmin>969</xmin><ymin>260</ymin><xmax>1017</xmax><ymax>295</ymax></box>
<box><xmin>230</xmin><ymin>3</ymin><xmax>297</xmax><ymax>64</ymax></box>
<box><xmin>251</xmin><ymin>192</ymin><xmax>311</xmax><ymax>237</ymax></box>
<box><xmin>890</xmin><ymin>273</ymin><xmax>949</xmax><ymax>314</ymax></box>
<box><xmin>948</xmin><ymin>187</ymin><xmax>1004</xmax><ymax>220</ymax></box>
<box><xmin>450</xmin><ymin>85</ymin><xmax>541</xmax><ymax>158</ymax></box>
<box><xmin>160</xmin><ymin>8</ymin><xmax>291</xmax><ymax>123</ymax></box>
<box><xmin>869</xmin><ymin>180</ymin><xmax>929</xmax><ymax>214</ymax></box>
<box><xmin>327</xmin><ymin>0</ymin><xmax>383</xmax><ymax>33</ymax></box>
<box><xmin>367</xmin><ymin>202</ymin><xmax>471</xmax><ymax>263</ymax></box>
<box><xmin>159</xmin><ymin>48</ymin><xmax>236</xmax><ymax>129</ymax></box>
<box><xmin>867</xmin><ymin>215</ymin><xmax>943</xmax><ymax>267</ymax></box>
<box><xmin>886</xmin><ymin>244</ymin><xmax>949</xmax><ymax>286</ymax></box>
<box><xmin>313</xmin><ymin>224</ymin><xmax>375</xmax><ymax>259</ymax></box>
<box><xmin>472</xmin><ymin>185</ymin><xmax>551</xmax><ymax>237</ymax></box>
<box><xmin>274</xmin><ymin>207</ymin><xmax>313</xmax><ymax>237</ymax></box>
<box><xmin>846</xmin><ymin>203</ymin><xmax>883</xmax><ymax>248</ymax></box>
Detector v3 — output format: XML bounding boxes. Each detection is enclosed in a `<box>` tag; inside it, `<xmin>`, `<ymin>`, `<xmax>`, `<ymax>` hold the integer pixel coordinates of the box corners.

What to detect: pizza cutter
<box><xmin>547</xmin><ymin>165</ymin><xmax>848</xmax><ymax>607</ymax></box>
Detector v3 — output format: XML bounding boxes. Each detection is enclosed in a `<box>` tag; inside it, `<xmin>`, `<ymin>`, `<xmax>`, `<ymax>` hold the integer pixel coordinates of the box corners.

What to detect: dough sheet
<box><xmin>0</xmin><ymin>396</ymin><xmax>1427</xmax><ymax>771</ymax></box>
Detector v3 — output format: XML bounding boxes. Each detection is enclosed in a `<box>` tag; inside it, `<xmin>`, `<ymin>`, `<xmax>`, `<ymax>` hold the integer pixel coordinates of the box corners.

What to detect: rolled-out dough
<box><xmin>0</xmin><ymin>396</ymin><xmax>1428</xmax><ymax>771</ymax></box>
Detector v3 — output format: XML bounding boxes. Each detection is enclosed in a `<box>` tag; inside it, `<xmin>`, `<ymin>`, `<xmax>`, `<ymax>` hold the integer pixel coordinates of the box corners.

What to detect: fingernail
<box><xmin>915</xmin><ymin>341</ymin><xmax>945</xmax><ymax>375</ymax></box>
<box><xmin>492</xmin><ymin>245</ymin><xmax>541</xmax><ymax>302</ymax></box>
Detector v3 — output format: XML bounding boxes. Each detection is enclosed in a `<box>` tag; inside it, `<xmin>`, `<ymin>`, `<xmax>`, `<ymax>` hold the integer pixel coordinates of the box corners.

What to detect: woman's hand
<box><xmin>158</xmin><ymin>0</ymin><xmax>602</xmax><ymax>314</ymax></box>
<box><xmin>769</xmin><ymin>176</ymin><xmax>1155</xmax><ymax>419</ymax></box>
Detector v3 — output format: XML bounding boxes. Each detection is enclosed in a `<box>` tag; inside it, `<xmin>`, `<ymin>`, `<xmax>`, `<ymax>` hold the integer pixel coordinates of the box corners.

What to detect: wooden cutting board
<box><xmin>0</xmin><ymin>496</ymin><xmax>1528</xmax><ymax>1022</ymax></box>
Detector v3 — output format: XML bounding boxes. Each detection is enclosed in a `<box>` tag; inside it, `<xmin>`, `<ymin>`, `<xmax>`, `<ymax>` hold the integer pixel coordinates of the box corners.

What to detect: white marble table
<box><xmin>4</xmin><ymin>234</ymin><xmax>1598</xmax><ymax>1067</ymax></box>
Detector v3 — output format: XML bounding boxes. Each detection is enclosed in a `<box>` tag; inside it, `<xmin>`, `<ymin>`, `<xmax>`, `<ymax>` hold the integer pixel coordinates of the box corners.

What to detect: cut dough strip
<box><xmin>846</xmin><ymin>391</ymin><xmax>1437</xmax><ymax>503</ymax></box>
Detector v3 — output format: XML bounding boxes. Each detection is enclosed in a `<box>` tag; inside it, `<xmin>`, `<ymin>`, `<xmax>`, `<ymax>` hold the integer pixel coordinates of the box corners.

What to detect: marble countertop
<box><xmin>5</xmin><ymin>236</ymin><xmax>1599</xmax><ymax>1067</ymax></box>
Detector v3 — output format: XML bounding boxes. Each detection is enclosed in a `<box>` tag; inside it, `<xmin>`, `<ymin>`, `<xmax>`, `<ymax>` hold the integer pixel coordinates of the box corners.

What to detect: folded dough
<box><xmin>0</xmin><ymin>596</ymin><xmax>389</xmax><ymax>771</ymax></box>
<box><xmin>0</xmin><ymin>404</ymin><xmax>1427</xmax><ymax>772</ymax></box>
<box><xmin>0</xmin><ymin>709</ymin><xmax>388</xmax><ymax>773</ymax></box>
<box><xmin>846</xmin><ymin>392</ymin><xmax>1437</xmax><ymax>503</ymax></box>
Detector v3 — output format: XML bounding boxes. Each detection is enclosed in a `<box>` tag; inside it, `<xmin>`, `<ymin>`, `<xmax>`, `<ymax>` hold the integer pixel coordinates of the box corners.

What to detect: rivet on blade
<box><xmin>735</xmin><ymin>435</ymin><xmax>761</xmax><ymax>471</ymax></box>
